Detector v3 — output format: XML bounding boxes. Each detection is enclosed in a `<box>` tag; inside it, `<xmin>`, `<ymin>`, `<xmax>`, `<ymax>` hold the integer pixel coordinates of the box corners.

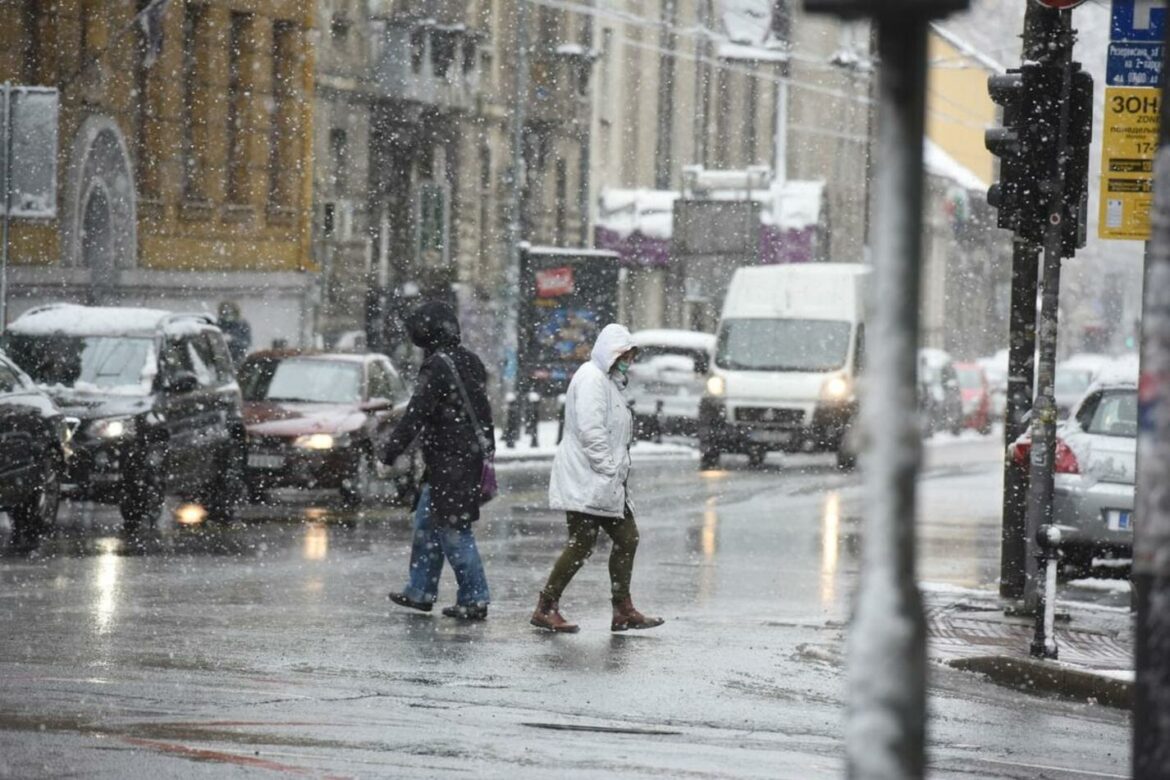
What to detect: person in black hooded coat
<box><xmin>382</xmin><ymin>301</ymin><xmax>495</xmax><ymax>620</ymax></box>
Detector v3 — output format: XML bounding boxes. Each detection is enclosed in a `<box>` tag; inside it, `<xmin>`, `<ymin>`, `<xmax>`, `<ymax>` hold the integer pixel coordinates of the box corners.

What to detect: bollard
<box><xmin>654</xmin><ymin>400</ymin><xmax>664</xmax><ymax>444</ymax></box>
<box><xmin>1031</xmin><ymin>524</ymin><xmax>1064</xmax><ymax>659</ymax></box>
<box><xmin>504</xmin><ymin>392</ymin><xmax>519</xmax><ymax>449</ymax></box>
<box><xmin>556</xmin><ymin>394</ymin><xmax>566</xmax><ymax>444</ymax></box>
<box><xmin>527</xmin><ymin>391</ymin><xmax>541</xmax><ymax>448</ymax></box>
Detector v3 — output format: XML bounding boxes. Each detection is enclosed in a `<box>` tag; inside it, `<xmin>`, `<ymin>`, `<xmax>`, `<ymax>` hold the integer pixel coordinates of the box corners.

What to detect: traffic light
<box><xmin>1061</xmin><ymin>67</ymin><xmax>1093</xmax><ymax>256</ymax></box>
<box><xmin>986</xmin><ymin>70</ymin><xmax>1027</xmax><ymax>233</ymax></box>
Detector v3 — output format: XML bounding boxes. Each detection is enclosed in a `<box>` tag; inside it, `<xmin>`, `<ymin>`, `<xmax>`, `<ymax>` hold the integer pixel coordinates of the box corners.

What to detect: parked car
<box><xmin>918</xmin><ymin>348</ymin><xmax>963</xmax><ymax>436</ymax></box>
<box><xmin>2</xmin><ymin>304</ymin><xmax>246</xmax><ymax>530</ymax></box>
<box><xmin>1055</xmin><ymin>356</ymin><xmax>1107</xmax><ymax>419</ymax></box>
<box><xmin>628</xmin><ymin>329</ymin><xmax>715</xmax><ymax>438</ymax></box>
<box><xmin>237</xmin><ymin>351</ymin><xmax>422</xmax><ymax>507</ymax></box>
<box><xmin>953</xmin><ymin>361</ymin><xmax>992</xmax><ymax>435</ymax></box>
<box><xmin>1009</xmin><ymin>378</ymin><xmax>1136</xmax><ymax>571</ymax></box>
<box><xmin>0</xmin><ymin>349</ymin><xmax>73</xmax><ymax>543</ymax></box>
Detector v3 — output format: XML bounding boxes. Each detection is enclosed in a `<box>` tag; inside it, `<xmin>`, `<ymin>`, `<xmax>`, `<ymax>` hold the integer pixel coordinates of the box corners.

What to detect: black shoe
<box><xmin>389</xmin><ymin>592</ymin><xmax>433</xmax><ymax>612</ymax></box>
<box><xmin>441</xmin><ymin>604</ymin><xmax>488</xmax><ymax>621</ymax></box>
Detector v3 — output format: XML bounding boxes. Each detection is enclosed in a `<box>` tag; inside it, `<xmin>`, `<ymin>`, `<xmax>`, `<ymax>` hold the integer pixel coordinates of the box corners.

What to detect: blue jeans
<box><xmin>401</xmin><ymin>485</ymin><xmax>490</xmax><ymax>606</ymax></box>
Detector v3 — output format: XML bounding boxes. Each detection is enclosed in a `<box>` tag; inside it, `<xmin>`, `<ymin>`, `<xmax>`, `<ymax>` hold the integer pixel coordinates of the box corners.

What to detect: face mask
<box><xmin>615</xmin><ymin>360</ymin><xmax>630</xmax><ymax>376</ymax></box>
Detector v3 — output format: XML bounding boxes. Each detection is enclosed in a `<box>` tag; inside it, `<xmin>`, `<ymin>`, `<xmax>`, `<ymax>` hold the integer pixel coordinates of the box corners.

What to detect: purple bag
<box><xmin>439</xmin><ymin>352</ymin><xmax>498</xmax><ymax>505</ymax></box>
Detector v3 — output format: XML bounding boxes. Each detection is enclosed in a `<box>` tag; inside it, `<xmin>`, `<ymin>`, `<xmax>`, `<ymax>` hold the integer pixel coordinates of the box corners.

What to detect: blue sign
<box><xmin>1107</xmin><ymin>41</ymin><xmax>1164</xmax><ymax>86</ymax></box>
<box><xmin>1112</xmin><ymin>0</ymin><xmax>1166</xmax><ymax>43</ymax></box>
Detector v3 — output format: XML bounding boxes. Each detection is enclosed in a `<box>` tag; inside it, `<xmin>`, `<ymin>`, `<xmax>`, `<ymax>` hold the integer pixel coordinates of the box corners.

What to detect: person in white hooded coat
<box><xmin>532</xmin><ymin>324</ymin><xmax>665</xmax><ymax>633</ymax></box>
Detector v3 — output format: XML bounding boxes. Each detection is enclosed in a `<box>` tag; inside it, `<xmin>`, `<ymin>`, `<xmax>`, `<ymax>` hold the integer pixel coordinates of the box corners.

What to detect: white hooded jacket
<box><xmin>548</xmin><ymin>324</ymin><xmax>636</xmax><ymax>519</ymax></box>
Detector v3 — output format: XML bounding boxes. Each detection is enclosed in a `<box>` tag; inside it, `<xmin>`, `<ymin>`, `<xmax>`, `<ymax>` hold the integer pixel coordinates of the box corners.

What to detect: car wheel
<box><xmin>699</xmin><ymin>441</ymin><xmax>721</xmax><ymax>470</ymax></box>
<box><xmin>206</xmin><ymin>437</ymin><xmax>246</xmax><ymax>523</ymax></box>
<box><xmin>10</xmin><ymin>450</ymin><xmax>62</xmax><ymax>542</ymax></box>
<box><xmin>747</xmin><ymin>447</ymin><xmax>767</xmax><ymax>468</ymax></box>
<box><xmin>120</xmin><ymin>440</ymin><xmax>167</xmax><ymax>532</ymax></box>
<box><xmin>341</xmin><ymin>447</ymin><xmax>375</xmax><ymax>509</ymax></box>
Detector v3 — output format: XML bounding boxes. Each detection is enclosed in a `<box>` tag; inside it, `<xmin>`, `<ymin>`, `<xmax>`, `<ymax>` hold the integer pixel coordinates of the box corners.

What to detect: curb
<box><xmin>948</xmin><ymin>655</ymin><xmax>1133</xmax><ymax>709</ymax></box>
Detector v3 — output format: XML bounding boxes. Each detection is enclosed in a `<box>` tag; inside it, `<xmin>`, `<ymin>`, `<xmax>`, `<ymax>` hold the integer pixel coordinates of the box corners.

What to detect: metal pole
<box><xmin>1</xmin><ymin>82</ymin><xmax>12</xmax><ymax>331</ymax></box>
<box><xmin>845</xmin><ymin>17</ymin><xmax>928</xmax><ymax>779</ymax></box>
<box><xmin>1022</xmin><ymin>11</ymin><xmax>1075</xmax><ymax>613</ymax></box>
<box><xmin>999</xmin><ymin>236</ymin><xmax>1039</xmax><ymax>599</ymax></box>
<box><xmin>502</xmin><ymin>0</ymin><xmax>530</xmax><ymax>402</ymax></box>
<box><xmin>1132</xmin><ymin>7</ymin><xmax>1170</xmax><ymax>774</ymax></box>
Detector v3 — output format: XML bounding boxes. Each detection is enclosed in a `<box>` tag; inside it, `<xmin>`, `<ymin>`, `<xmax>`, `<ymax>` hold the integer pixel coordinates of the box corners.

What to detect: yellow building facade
<box><xmin>0</xmin><ymin>1</ymin><xmax>316</xmax><ymax>347</ymax></box>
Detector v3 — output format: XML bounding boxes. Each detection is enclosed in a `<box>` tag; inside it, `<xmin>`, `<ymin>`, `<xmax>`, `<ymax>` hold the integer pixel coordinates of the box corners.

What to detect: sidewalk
<box><xmin>923</xmin><ymin>583</ymin><xmax>1134</xmax><ymax>708</ymax></box>
<box><xmin>493</xmin><ymin>420</ymin><xmax>698</xmax><ymax>464</ymax></box>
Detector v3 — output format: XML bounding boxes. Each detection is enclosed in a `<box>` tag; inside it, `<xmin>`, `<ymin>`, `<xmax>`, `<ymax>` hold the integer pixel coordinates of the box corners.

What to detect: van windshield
<box><xmin>715</xmin><ymin>319</ymin><xmax>851</xmax><ymax>372</ymax></box>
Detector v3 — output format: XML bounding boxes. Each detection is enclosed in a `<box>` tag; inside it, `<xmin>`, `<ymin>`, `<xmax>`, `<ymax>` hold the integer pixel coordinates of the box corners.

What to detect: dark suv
<box><xmin>2</xmin><ymin>304</ymin><xmax>246</xmax><ymax>530</ymax></box>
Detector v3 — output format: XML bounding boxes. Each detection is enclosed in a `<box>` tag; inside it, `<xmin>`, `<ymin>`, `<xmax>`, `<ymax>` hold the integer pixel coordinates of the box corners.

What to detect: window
<box><xmin>432</xmin><ymin>30</ymin><xmax>457</xmax><ymax>78</ymax></box>
<box><xmin>368</xmin><ymin>361</ymin><xmax>397</xmax><ymax>402</ymax></box>
<box><xmin>269</xmin><ymin>21</ymin><xmax>299</xmax><ymax>209</ymax></box>
<box><xmin>330</xmin><ymin>15</ymin><xmax>350</xmax><ymax>44</ymax></box>
<box><xmin>185</xmin><ymin>336</ymin><xmax>216</xmax><ymax>387</ymax></box>
<box><xmin>555</xmin><ymin>159</ymin><xmax>568</xmax><ymax>246</ymax></box>
<box><xmin>1086</xmin><ymin>390</ymin><xmax>1138</xmax><ymax>438</ymax></box>
<box><xmin>329</xmin><ymin>128</ymin><xmax>348</xmax><ymax>192</ymax></box>
<box><xmin>226</xmin><ymin>12</ymin><xmax>254</xmax><ymax>205</ymax></box>
<box><xmin>240</xmin><ymin>358</ymin><xmax>362</xmax><ymax>404</ymax></box>
<box><xmin>207</xmin><ymin>333</ymin><xmax>235</xmax><ymax>379</ymax></box>
<box><xmin>463</xmin><ymin>38</ymin><xmax>477</xmax><ymax>75</ymax></box>
<box><xmin>410</xmin><ymin>28</ymin><xmax>426</xmax><ymax>73</ymax></box>
<box><xmin>417</xmin><ymin>185</ymin><xmax>445</xmax><ymax>257</ymax></box>
<box><xmin>181</xmin><ymin>3</ymin><xmax>208</xmax><ymax>200</ymax></box>
<box><xmin>323</xmin><ymin>203</ymin><xmax>336</xmax><ymax>238</ymax></box>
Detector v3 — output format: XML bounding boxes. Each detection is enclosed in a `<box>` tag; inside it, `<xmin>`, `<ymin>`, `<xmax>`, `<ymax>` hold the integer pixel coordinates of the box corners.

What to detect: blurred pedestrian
<box><xmin>217</xmin><ymin>301</ymin><xmax>252</xmax><ymax>365</ymax></box>
<box><xmin>383</xmin><ymin>301</ymin><xmax>494</xmax><ymax>620</ymax></box>
<box><xmin>531</xmin><ymin>324</ymin><xmax>664</xmax><ymax>633</ymax></box>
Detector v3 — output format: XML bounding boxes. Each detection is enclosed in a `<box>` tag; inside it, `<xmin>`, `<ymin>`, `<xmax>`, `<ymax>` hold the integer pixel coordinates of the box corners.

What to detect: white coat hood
<box><xmin>591</xmin><ymin>323</ymin><xmax>637</xmax><ymax>373</ymax></box>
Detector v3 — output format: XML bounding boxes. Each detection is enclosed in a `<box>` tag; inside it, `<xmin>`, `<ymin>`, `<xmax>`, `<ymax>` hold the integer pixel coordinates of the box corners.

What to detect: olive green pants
<box><xmin>541</xmin><ymin>508</ymin><xmax>639</xmax><ymax>603</ymax></box>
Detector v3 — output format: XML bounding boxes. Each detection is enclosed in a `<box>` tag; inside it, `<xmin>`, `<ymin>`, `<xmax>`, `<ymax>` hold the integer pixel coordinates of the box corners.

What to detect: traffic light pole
<box><xmin>1132</xmin><ymin>12</ymin><xmax>1170</xmax><ymax>775</ymax></box>
<box><xmin>1023</xmin><ymin>10</ymin><xmax>1075</xmax><ymax>621</ymax></box>
<box><xmin>999</xmin><ymin>236</ymin><xmax>1039</xmax><ymax>599</ymax></box>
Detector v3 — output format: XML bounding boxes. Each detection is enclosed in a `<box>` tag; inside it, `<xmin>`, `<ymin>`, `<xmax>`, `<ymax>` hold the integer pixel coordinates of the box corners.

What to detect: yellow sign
<box><xmin>1099</xmin><ymin>86</ymin><xmax>1160</xmax><ymax>240</ymax></box>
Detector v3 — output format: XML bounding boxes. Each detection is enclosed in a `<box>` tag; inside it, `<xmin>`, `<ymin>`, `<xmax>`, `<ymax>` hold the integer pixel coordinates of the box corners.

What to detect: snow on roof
<box><xmin>521</xmin><ymin>244</ymin><xmax>621</xmax><ymax>259</ymax></box>
<box><xmin>9</xmin><ymin>303</ymin><xmax>210</xmax><ymax>337</ymax></box>
<box><xmin>597</xmin><ymin>179</ymin><xmax>823</xmax><ymax>240</ymax></box>
<box><xmin>632</xmin><ymin>329</ymin><xmax>717</xmax><ymax>351</ymax></box>
<box><xmin>924</xmin><ymin>139</ymin><xmax>987</xmax><ymax>192</ymax></box>
<box><xmin>929</xmin><ymin>22</ymin><xmax>1007</xmax><ymax>75</ymax></box>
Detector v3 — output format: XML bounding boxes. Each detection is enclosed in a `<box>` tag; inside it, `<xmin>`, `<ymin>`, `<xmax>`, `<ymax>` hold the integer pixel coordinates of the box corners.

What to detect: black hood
<box><xmin>406</xmin><ymin>301</ymin><xmax>462</xmax><ymax>351</ymax></box>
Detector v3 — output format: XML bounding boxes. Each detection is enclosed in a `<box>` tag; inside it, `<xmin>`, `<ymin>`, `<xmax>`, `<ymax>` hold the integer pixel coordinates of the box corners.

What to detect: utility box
<box><xmin>672</xmin><ymin>199</ymin><xmax>760</xmax><ymax>333</ymax></box>
<box><xmin>518</xmin><ymin>245</ymin><xmax>621</xmax><ymax>398</ymax></box>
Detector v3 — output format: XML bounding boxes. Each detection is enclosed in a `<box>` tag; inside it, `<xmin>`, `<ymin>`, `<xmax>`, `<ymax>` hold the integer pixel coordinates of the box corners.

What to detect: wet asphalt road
<box><xmin>0</xmin><ymin>436</ymin><xmax>1131</xmax><ymax>779</ymax></box>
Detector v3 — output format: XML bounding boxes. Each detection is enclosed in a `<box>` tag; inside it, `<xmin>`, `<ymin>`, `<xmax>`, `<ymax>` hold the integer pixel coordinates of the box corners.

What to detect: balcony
<box><xmin>370</xmin><ymin>20</ymin><xmax>480</xmax><ymax>112</ymax></box>
<box><xmin>526</xmin><ymin>44</ymin><xmax>597</xmax><ymax>126</ymax></box>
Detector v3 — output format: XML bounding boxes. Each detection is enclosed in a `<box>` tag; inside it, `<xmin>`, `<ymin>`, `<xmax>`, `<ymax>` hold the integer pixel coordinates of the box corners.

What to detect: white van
<box><xmin>699</xmin><ymin>264</ymin><xmax>869</xmax><ymax>469</ymax></box>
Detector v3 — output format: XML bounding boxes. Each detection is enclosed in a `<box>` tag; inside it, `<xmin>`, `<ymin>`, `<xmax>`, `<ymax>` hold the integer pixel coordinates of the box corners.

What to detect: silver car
<box><xmin>1051</xmin><ymin>380</ymin><xmax>1137</xmax><ymax>566</ymax></box>
<box><xmin>627</xmin><ymin>329</ymin><xmax>715</xmax><ymax>438</ymax></box>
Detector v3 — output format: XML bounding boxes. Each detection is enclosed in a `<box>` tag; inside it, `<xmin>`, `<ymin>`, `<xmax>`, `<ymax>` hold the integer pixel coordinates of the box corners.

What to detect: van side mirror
<box><xmin>694</xmin><ymin>353</ymin><xmax>710</xmax><ymax>375</ymax></box>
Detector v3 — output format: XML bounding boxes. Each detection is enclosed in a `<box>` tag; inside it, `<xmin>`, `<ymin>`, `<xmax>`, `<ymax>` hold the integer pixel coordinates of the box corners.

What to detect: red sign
<box><xmin>535</xmin><ymin>267</ymin><xmax>575</xmax><ymax>297</ymax></box>
<box><xmin>1031</xmin><ymin>0</ymin><xmax>1086</xmax><ymax>8</ymax></box>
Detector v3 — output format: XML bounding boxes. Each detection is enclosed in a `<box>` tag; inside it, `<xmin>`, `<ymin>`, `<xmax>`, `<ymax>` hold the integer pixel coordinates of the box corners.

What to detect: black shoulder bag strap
<box><xmin>436</xmin><ymin>352</ymin><xmax>493</xmax><ymax>455</ymax></box>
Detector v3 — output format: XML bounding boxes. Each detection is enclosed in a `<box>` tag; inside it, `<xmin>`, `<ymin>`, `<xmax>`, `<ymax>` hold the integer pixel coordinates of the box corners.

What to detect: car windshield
<box><xmin>1</xmin><ymin>333</ymin><xmax>156</xmax><ymax>394</ymax></box>
<box><xmin>1086</xmin><ymin>390</ymin><xmax>1137</xmax><ymax>438</ymax></box>
<box><xmin>631</xmin><ymin>346</ymin><xmax>704</xmax><ymax>376</ymax></box>
<box><xmin>715</xmin><ymin>319</ymin><xmax>851</xmax><ymax>372</ymax></box>
<box><xmin>240</xmin><ymin>357</ymin><xmax>361</xmax><ymax>404</ymax></box>
<box><xmin>955</xmin><ymin>367</ymin><xmax>983</xmax><ymax>389</ymax></box>
<box><xmin>1056</xmin><ymin>368</ymin><xmax>1094</xmax><ymax>395</ymax></box>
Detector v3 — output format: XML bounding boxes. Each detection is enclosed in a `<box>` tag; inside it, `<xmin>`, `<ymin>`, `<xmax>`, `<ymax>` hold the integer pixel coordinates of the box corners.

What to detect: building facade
<box><xmin>0</xmin><ymin>0</ymin><xmax>317</xmax><ymax>350</ymax></box>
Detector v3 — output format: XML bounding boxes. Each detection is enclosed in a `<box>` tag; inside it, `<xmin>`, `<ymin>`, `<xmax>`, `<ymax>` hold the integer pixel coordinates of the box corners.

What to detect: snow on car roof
<box><xmin>632</xmin><ymin>329</ymin><xmax>716</xmax><ymax>351</ymax></box>
<box><xmin>9</xmin><ymin>303</ymin><xmax>210</xmax><ymax>337</ymax></box>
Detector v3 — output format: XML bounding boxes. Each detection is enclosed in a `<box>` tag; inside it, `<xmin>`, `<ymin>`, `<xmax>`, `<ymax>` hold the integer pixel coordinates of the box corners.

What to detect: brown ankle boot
<box><xmin>530</xmin><ymin>595</ymin><xmax>580</xmax><ymax>633</ymax></box>
<box><xmin>611</xmin><ymin>596</ymin><xmax>664</xmax><ymax>632</ymax></box>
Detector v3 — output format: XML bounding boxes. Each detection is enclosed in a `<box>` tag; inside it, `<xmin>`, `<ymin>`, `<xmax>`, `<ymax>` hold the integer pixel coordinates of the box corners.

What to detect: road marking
<box><xmin>938</xmin><ymin>754</ymin><xmax>1129</xmax><ymax>779</ymax></box>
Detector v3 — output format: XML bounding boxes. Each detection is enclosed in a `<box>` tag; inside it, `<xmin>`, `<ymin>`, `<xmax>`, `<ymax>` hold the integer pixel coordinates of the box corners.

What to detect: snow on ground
<box><xmin>1067</xmin><ymin>578</ymin><xmax>1132</xmax><ymax>593</ymax></box>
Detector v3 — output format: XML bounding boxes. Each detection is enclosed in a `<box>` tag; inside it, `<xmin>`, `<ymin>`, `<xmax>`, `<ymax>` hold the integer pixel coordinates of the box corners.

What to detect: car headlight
<box><xmin>706</xmin><ymin>375</ymin><xmax>726</xmax><ymax>397</ymax></box>
<box><xmin>91</xmin><ymin>417</ymin><xmax>136</xmax><ymax>439</ymax></box>
<box><xmin>821</xmin><ymin>376</ymin><xmax>850</xmax><ymax>401</ymax></box>
<box><xmin>294</xmin><ymin>433</ymin><xmax>338</xmax><ymax>450</ymax></box>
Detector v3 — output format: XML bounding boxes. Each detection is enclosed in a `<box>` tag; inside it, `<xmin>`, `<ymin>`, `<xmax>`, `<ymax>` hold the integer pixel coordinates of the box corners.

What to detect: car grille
<box><xmin>734</xmin><ymin>407</ymin><xmax>805</xmax><ymax>426</ymax></box>
<box><xmin>248</xmin><ymin>434</ymin><xmax>294</xmax><ymax>453</ymax></box>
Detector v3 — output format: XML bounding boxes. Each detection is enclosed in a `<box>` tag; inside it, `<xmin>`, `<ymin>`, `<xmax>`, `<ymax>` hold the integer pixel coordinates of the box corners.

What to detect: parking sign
<box><xmin>1112</xmin><ymin>0</ymin><xmax>1166</xmax><ymax>43</ymax></box>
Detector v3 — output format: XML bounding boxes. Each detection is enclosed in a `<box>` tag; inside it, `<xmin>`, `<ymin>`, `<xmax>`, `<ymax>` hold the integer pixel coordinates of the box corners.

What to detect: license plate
<box><xmin>751</xmin><ymin>429</ymin><xmax>792</xmax><ymax>444</ymax></box>
<box><xmin>644</xmin><ymin>382</ymin><xmax>681</xmax><ymax>396</ymax></box>
<box><xmin>1106</xmin><ymin>509</ymin><xmax>1132</xmax><ymax>531</ymax></box>
<box><xmin>248</xmin><ymin>454</ymin><xmax>285</xmax><ymax>469</ymax></box>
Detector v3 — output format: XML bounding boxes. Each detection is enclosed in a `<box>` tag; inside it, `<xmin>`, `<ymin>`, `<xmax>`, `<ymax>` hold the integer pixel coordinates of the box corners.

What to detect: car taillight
<box><xmin>1009</xmin><ymin>436</ymin><xmax>1079</xmax><ymax>474</ymax></box>
<box><xmin>1054</xmin><ymin>439</ymin><xmax>1080</xmax><ymax>474</ymax></box>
